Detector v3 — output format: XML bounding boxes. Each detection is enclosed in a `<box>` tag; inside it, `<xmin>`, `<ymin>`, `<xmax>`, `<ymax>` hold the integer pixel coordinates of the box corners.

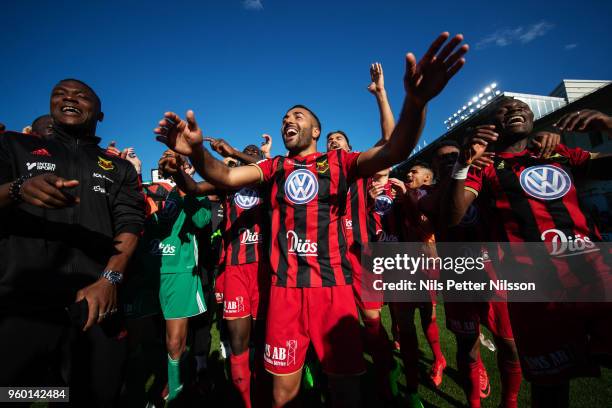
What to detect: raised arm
<box><xmin>205</xmin><ymin>137</ymin><xmax>259</xmax><ymax>164</ymax></box>
<box><xmin>356</xmin><ymin>33</ymin><xmax>469</xmax><ymax>177</ymax></box>
<box><xmin>367</xmin><ymin>62</ymin><xmax>395</xmax><ymax>145</ymax></box>
<box><xmin>154</xmin><ymin>110</ymin><xmax>261</xmax><ymax>189</ymax></box>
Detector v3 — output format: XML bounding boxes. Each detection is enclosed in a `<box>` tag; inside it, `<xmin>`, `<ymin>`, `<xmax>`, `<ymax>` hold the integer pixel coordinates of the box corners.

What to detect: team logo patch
<box><xmin>26</xmin><ymin>162</ymin><xmax>55</xmax><ymax>171</ymax></box>
<box><xmin>316</xmin><ymin>159</ymin><xmax>329</xmax><ymax>174</ymax></box>
<box><xmin>519</xmin><ymin>165</ymin><xmax>571</xmax><ymax>201</ymax></box>
<box><xmin>284</xmin><ymin>169</ymin><xmax>318</xmax><ymax>204</ymax></box>
<box><xmin>97</xmin><ymin>156</ymin><xmax>115</xmax><ymax>171</ymax></box>
<box><xmin>374</xmin><ymin>194</ymin><xmax>393</xmax><ymax>215</ymax></box>
<box><xmin>234</xmin><ymin>187</ymin><xmax>260</xmax><ymax>209</ymax></box>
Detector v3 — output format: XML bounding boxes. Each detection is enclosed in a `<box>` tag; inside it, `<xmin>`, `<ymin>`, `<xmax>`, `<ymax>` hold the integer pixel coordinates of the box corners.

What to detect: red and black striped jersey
<box><xmin>221</xmin><ymin>187</ymin><xmax>267</xmax><ymax>266</ymax></box>
<box><xmin>368</xmin><ymin>181</ymin><xmax>402</xmax><ymax>243</ymax></box>
<box><xmin>464</xmin><ymin>144</ymin><xmax>609</xmax><ymax>290</ymax></box>
<box><xmin>464</xmin><ymin>144</ymin><xmax>599</xmax><ymax>244</ymax></box>
<box><xmin>343</xmin><ymin>177</ymin><xmax>378</xmax><ymax>255</ymax></box>
<box><xmin>253</xmin><ymin>149</ymin><xmax>359</xmax><ymax>287</ymax></box>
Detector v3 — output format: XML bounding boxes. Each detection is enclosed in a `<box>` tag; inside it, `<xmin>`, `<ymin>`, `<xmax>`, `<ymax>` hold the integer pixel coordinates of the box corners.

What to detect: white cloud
<box><xmin>564</xmin><ymin>43</ymin><xmax>578</xmax><ymax>50</ymax></box>
<box><xmin>477</xmin><ymin>21</ymin><xmax>554</xmax><ymax>50</ymax></box>
<box><xmin>242</xmin><ymin>0</ymin><xmax>263</xmax><ymax>10</ymax></box>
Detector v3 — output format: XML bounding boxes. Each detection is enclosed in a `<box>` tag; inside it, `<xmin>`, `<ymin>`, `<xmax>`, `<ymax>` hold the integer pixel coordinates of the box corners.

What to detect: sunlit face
<box><xmin>50</xmin><ymin>80</ymin><xmax>102</xmax><ymax>130</ymax></box>
<box><xmin>281</xmin><ymin>108</ymin><xmax>320</xmax><ymax>153</ymax></box>
<box><xmin>327</xmin><ymin>132</ymin><xmax>350</xmax><ymax>152</ymax></box>
<box><xmin>406</xmin><ymin>165</ymin><xmax>432</xmax><ymax>189</ymax></box>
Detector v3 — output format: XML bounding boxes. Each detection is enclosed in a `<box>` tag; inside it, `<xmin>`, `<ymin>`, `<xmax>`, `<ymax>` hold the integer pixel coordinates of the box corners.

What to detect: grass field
<box><xmin>31</xmin><ymin>302</ymin><xmax>612</xmax><ymax>407</ymax></box>
<box><xmin>207</xmin><ymin>303</ymin><xmax>611</xmax><ymax>407</ymax></box>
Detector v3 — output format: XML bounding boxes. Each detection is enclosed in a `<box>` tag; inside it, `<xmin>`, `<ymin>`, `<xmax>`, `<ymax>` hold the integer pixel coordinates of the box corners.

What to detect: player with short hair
<box><xmin>155</xmin><ymin>32</ymin><xmax>469</xmax><ymax>407</ymax></box>
<box><xmin>446</xmin><ymin>97</ymin><xmax>612</xmax><ymax>407</ymax></box>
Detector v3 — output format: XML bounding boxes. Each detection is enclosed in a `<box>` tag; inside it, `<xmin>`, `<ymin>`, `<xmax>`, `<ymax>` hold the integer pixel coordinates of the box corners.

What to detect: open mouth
<box><xmin>505</xmin><ymin>114</ymin><xmax>526</xmax><ymax>126</ymax></box>
<box><xmin>283</xmin><ymin>125</ymin><xmax>299</xmax><ymax>140</ymax></box>
<box><xmin>329</xmin><ymin>142</ymin><xmax>339</xmax><ymax>150</ymax></box>
<box><xmin>61</xmin><ymin>105</ymin><xmax>82</xmax><ymax>116</ymax></box>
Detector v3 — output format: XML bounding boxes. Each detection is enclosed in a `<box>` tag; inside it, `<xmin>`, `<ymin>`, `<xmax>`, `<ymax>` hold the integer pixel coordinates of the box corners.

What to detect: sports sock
<box><xmin>423</xmin><ymin>316</ymin><xmax>444</xmax><ymax>363</ymax></box>
<box><xmin>500</xmin><ymin>360</ymin><xmax>522</xmax><ymax>408</ymax></box>
<box><xmin>457</xmin><ymin>356</ymin><xmax>480</xmax><ymax>408</ymax></box>
<box><xmin>230</xmin><ymin>350</ymin><xmax>252</xmax><ymax>408</ymax></box>
<box><xmin>167</xmin><ymin>354</ymin><xmax>183</xmax><ymax>401</ymax></box>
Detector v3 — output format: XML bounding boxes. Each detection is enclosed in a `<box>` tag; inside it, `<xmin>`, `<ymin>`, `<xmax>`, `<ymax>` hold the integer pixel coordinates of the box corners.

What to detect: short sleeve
<box><xmin>340</xmin><ymin>150</ymin><xmax>360</xmax><ymax>182</ymax></box>
<box><xmin>554</xmin><ymin>144</ymin><xmax>591</xmax><ymax>168</ymax></box>
<box><xmin>464</xmin><ymin>166</ymin><xmax>484</xmax><ymax>197</ymax></box>
<box><xmin>251</xmin><ymin>157</ymin><xmax>277</xmax><ymax>183</ymax></box>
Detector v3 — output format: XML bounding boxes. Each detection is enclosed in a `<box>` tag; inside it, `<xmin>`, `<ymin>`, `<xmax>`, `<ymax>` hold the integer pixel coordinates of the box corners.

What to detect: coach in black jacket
<box><xmin>0</xmin><ymin>79</ymin><xmax>144</xmax><ymax>406</ymax></box>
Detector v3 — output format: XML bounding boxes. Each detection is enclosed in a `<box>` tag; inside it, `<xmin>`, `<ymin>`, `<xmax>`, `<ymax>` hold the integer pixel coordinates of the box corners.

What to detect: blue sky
<box><xmin>3</xmin><ymin>0</ymin><xmax>611</xmax><ymax>180</ymax></box>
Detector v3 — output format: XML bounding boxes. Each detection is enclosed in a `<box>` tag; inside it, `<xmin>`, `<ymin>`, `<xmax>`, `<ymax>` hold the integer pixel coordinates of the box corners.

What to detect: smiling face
<box><xmin>327</xmin><ymin>132</ymin><xmax>350</xmax><ymax>152</ymax></box>
<box><xmin>491</xmin><ymin>98</ymin><xmax>534</xmax><ymax>142</ymax></box>
<box><xmin>50</xmin><ymin>79</ymin><xmax>102</xmax><ymax>132</ymax></box>
<box><xmin>281</xmin><ymin>107</ymin><xmax>320</xmax><ymax>154</ymax></box>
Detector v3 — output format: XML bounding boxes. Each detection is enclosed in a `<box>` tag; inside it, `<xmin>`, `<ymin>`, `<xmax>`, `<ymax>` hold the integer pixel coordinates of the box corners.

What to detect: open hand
<box><xmin>404</xmin><ymin>32</ymin><xmax>469</xmax><ymax>106</ymax></box>
<box><xmin>460</xmin><ymin>125</ymin><xmax>498</xmax><ymax>165</ymax></box>
<box><xmin>154</xmin><ymin>110</ymin><xmax>203</xmax><ymax>156</ymax></box>
<box><xmin>554</xmin><ymin>109</ymin><xmax>612</xmax><ymax>133</ymax></box>
<box><xmin>367</xmin><ymin>62</ymin><xmax>385</xmax><ymax>95</ymax></box>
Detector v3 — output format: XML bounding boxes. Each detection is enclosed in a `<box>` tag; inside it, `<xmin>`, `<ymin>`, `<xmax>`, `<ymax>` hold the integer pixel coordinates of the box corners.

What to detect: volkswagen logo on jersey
<box><xmin>374</xmin><ymin>194</ymin><xmax>393</xmax><ymax>215</ymax></box>
<box><xmin>234</xmin><ymin>187</ymin><xmax>260</xmax><ymax>209</ymax></box>
<box><xmin>284</xmin><ymin>169</ymin><xmax>318</xmax><ymax>204</ymax></box>
<box><xmin>519</xmin><ymin>165</ymin><xmax>571</xmax><ymax>201</ymax></box>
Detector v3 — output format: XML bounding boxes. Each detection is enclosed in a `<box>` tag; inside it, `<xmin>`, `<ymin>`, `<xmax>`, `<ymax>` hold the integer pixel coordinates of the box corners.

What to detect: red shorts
<box><xmin>264</xmin><ymin>285</ymin><xmax>366</xmax><ymax>376</ymax></box>
<box><xmin>223</xmin><ymin>262</ymin><xmax>270</xmax><ymax>320</ymax></box>
<box><xmin>214</xmin><ymin>267</ymin><xmax>225</xmax><ymax>304</ymax></box>
<box><xmin>348</xmin><ymin>250</ymin><xmax>383</xmax><ymax>311</ymax></box>
<box><xmin>445</xmin><ymin>301</ymin><xmax>513</xmax><ymax>339</ymax></box>
<box><xmin>508</xmin><ymin>302</ymin><xmax>612</xmax><ymax>384</ymax></box>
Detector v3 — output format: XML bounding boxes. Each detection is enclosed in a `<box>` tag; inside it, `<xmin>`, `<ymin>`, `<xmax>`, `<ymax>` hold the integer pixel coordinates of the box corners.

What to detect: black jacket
<box><xmin>0</xmin><ymin>129</ymin><xmax>144</xmax><ymax>314</ymax></box>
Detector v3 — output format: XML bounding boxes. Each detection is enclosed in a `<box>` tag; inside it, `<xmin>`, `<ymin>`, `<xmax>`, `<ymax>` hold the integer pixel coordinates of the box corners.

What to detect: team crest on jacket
<box><xmin>316</xmin><ymin>159</ymin><xmax>329</xmax><ymax>174</ymax></box>
<box><xmin>284</xmin><ymin>169</ymin><xmax>318</xmax><ymax>204</ymax></box>
<box><xmin>234</xmin><ymin>187</ymin><xmax>259</xmax><ymax>209</ymax></box>
<box><xmin>97</xmin><ymin>156</ymin><xmax>115</xmax><ymax>171</ymax></box>
<box><xmin>519</xmin><ymin>165</ymin><xmax>571</xmax><ymax>201</ymax></box>
<box><xmin>374</xmin><ymin>194</ymin><xmax>393</xmax><ymax>215</ymax></box>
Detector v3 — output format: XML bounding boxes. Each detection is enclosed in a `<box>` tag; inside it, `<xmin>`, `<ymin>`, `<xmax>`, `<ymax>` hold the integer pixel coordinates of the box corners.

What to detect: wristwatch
<box><xmin>101</xmin><ymin>270</ymin><xmax>123</xmax><ymax>285</ymax></box>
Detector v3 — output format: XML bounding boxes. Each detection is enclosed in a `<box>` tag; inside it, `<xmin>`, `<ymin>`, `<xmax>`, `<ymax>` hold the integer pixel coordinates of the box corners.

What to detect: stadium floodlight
<box><xmin>491</xmin><ymin>83</ymin><xmax>497</xmax><ymax>89</ymax></box>
<box><xmin>484</xmin><ymin>87</ymin><xmax>491</xmax><ymax>93</ymax></box>
<box><xmin>476</xmin><ymin>103</ymin><xmax>481</xmax><ymax>108</ymax></box>
<box><xmin>472</xmin><ymin>96</ymin><xmax>478</xmax><ymax>103</ymax></box>
<box><xmin>470</xmin><ymin>108</ymin><xmax>475</xmax><ymax>113</ymax></box>
<box><xmin>478</xmin><ymin>93</ymin><xmax>484</xmax><ymax>98</ymax></box>
<box><xmin>462</xmin><ymin>105</ymin><xmax>467</xmax><ymax>110</ymax></box>
<box><xmin>495</xmin><ymin>90</ymin><xmax>501</xmax><ymax>95</ymax></box>
<box><xmin>487</xmin><ymin>95</ymin><xmax>493</xmax><ymax>101</ymax></box>
<box><xmin>468</xmin><ymin>101</ymin><xmax>472</xmax><ymax>106</ymax></box>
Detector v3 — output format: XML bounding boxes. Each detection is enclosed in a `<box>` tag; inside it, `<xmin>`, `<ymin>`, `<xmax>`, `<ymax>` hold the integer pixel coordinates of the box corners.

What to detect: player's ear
<box><xmin>98</xmin><ymin>111</ymin><xmax>105</xmax><ymax>123</ymax></box>
<box><xmin>312</xmin><ymin>126</ymin><xmax>321</xmax><ymax>141</ymax></box>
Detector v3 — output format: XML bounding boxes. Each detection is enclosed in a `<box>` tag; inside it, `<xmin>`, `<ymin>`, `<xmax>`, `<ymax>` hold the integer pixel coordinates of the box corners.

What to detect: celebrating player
<box><xmin>446</xmin><ymin>98</ymin><xmax>612</xmax><ymax>407</ymax></box>
<box><xmin>155</xmin><ymin>32</ymin><xmax>469</xmax><ymax>407</ymax></box>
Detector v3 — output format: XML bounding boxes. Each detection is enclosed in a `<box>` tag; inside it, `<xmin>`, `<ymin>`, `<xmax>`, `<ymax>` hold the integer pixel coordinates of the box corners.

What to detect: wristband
<box><xmin>451</xmin><ymin>161</ymin><xmax>470</xmax><ymax>180</ymax></box>
<box><xmin>8</xmin><ymin>174</ymin><xmax>32</xmax><ymax>203</ymax></box>
<box><xmin>101</xmin><ymin>270</ymin><xmax>123</xmax><ymax>285</ymax></box>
